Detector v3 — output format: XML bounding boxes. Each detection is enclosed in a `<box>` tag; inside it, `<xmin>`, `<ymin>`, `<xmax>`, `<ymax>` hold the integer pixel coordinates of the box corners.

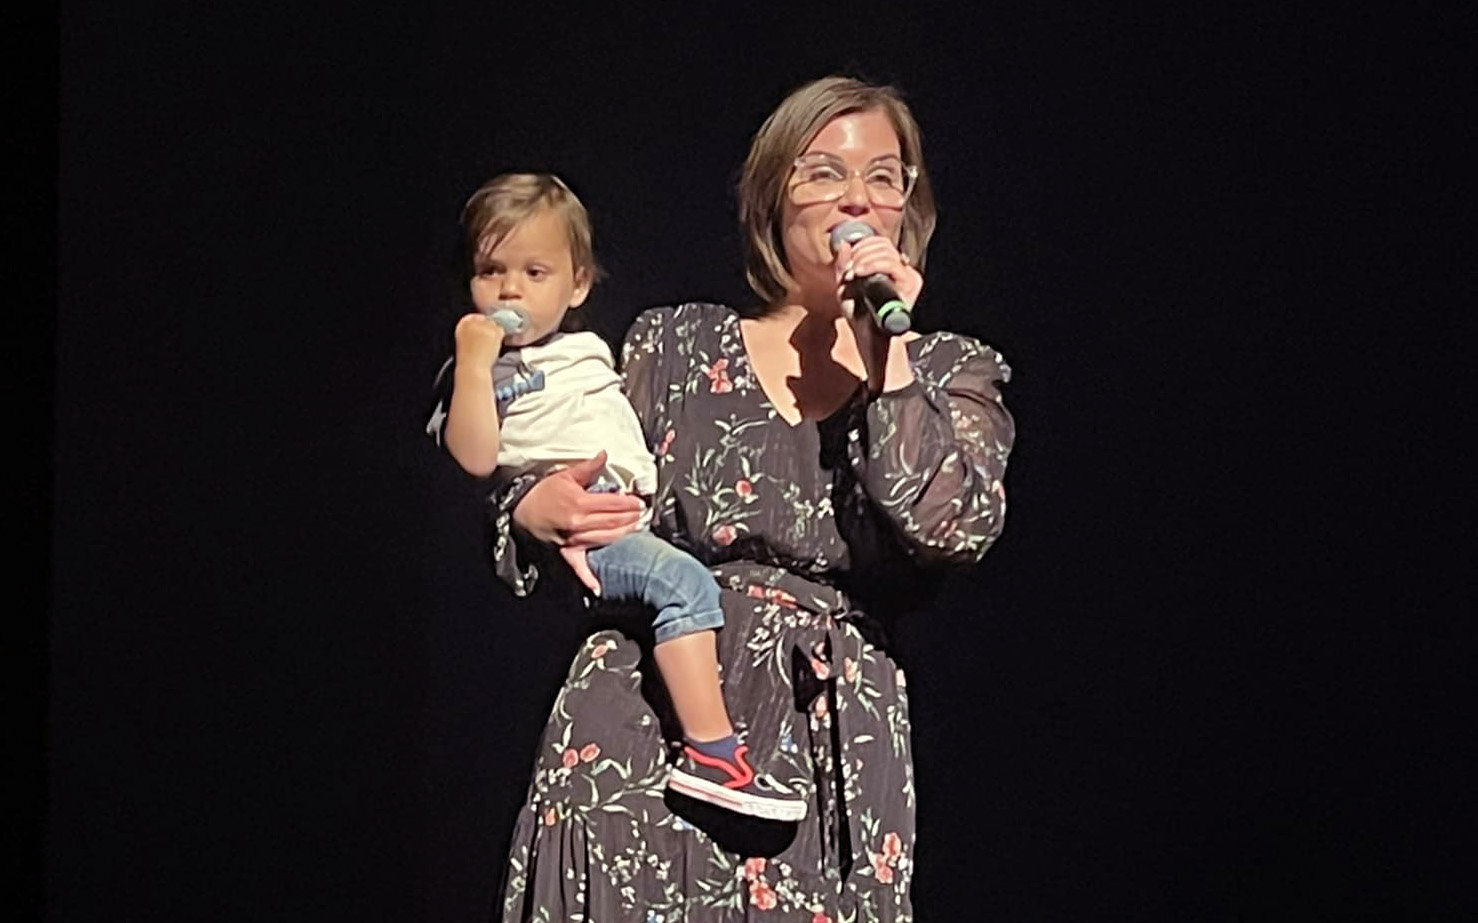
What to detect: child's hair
<box><xmin>461</xmin><ymin>172</ymin><xmax>603</xmax><ymax>285</ymax></box>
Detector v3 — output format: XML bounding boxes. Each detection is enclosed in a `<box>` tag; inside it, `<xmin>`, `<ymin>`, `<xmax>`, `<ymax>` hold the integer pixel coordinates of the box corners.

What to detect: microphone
<box><xmin>484</xmin><ymin>304</ymin><xmax>528</xmax><ymax>335</ymax></box>
<box><xmin>828</xmin><ymin>219</ymin><xmax>912</xmax><ymax>335</ymax></box>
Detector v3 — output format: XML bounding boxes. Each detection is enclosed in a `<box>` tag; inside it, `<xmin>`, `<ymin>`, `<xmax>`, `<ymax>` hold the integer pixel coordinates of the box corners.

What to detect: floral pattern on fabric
<box><xmin>437</xmin><ymin>303</ymin><xmax>1013</xmax><ymax>920</ymax></box>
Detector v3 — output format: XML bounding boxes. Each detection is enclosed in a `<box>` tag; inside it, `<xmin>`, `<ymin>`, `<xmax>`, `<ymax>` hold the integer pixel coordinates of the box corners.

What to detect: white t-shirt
<box><xmin>491</xmin><ymin>331</ymin><xmax>658</xmax><ymax>499</ymax></box>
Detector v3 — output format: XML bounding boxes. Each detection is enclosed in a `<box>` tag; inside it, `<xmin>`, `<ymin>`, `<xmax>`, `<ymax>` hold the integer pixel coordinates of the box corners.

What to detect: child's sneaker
<box><xmin>666</xmin><ymin>742</ymin><xmax>807</xmax><ymax>822</ymax></box>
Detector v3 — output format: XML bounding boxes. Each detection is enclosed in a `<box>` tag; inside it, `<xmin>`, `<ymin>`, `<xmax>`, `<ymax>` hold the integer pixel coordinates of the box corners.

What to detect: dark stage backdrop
<box><xmin>51</xmin><ymin>3</ymin><xmax>1467</xmax><ymax>921</ymax></box>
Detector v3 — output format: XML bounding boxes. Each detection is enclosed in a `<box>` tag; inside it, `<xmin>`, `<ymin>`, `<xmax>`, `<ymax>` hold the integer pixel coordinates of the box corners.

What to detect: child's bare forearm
<box><xmin>445</xmin><ymin>365</ymin><xmax>501</xmax><ymax>477</ymax></box>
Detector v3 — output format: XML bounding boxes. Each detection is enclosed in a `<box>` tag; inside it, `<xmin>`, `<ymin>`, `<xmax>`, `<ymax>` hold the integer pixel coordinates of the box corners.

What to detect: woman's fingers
<box><xmin>565</xmin><ymin>523</ymin><xmax>642</xmax><ymax>547</ymax></box>
<box><xmin>559</xmin><ymin>546</ymin><xmax>602</xmax><ymax>595</ymax></box>
<box><xmin>575</xmin><ymin>490</ymin><xmax>645</xmax><ymax>512</ymax></box>
<box><xmin>848</xmin><ymin>238</ymin><xmax>902</xmax><ymax>277</ymax></box>
<box><xmin>846</xmin><ymin>236</ymin><xmax>923</xmax><ymax>306</ymax></box>
<box><xmin>833</xmin><ymin>240</ymin><xmax>856</xmax><ymax>282</ymax></box>
<box><xmin>570</xmin><ymin>509</ymin><xmax>645</xmax><ymax>534</ymax></box>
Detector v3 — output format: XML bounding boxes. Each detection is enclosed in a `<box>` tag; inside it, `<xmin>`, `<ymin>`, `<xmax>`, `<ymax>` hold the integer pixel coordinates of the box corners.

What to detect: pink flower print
<box><xmin>657</xmin><ymin>428</ymin><xmax>675</xmax><ymax>457</ymax></box>
<box><xmin>812</xmin><ymin>695</ymin><xmax>828</xmax><ymax>720</ymax></box>
<box><xmin>748</xmin><ymin>879</ymin><xmax>777</xmax><ymax>909</ymax></box>
<box><xmin>872</xmin><ymin>852</ymin><xmax>894</xmax><ymax>883</ymax></box>
<box><xmin>712</xmin><ymin>524</ymin><xmax>737</xmax><ymax>546</ymax></box>
<box><xmin>561</xmin><ymin>748</ymin><xmax>579</xmax><ymax>769</ymax></box>
<box><xmin>882</xmin><ymin>831</ymin><xmax>903</xmax><ymax>860</ymax></box>
<box><xmin>543</xmin><ymin>807</ymin><xmax>558</xmax><ymax>826</ymax></box>
<box><xmin>592</xmin><ymin>642</ymin><xmax>610</xmax><ymax>659</ymax></box>
<box><xmin>744</xmin><ymin>584</ymin><xmax>798</xmax><ymax>608</ymax></box>
<box><xmin>579</xmin><ymin>743</ymin><xmax>600</xmax><ymax>763</ymax></box>
<box><xmin>705</xmin><ymin>358</ymin><xmax>733</xmax><ymax>394</ymax></box>
<box><xmin>735</xmin><ymin>478</ymin><xmax>753</xmax><ymax>498</ymax></box>
<box><xmin>843</xmin><ymin>657</ymin><xmax>859</xmax><ymax>683</ymax></box>
<box><xmin>767</xmin><ymin>587</ymin><xmax>798</xmax><ymax>608</ymax></box>
<box><xmin>810</xmin><ymin>656</ymin><xmax>831</xmax><ymax>680</ymax></box>
<box><xmin>812</xmin><ymin>913</ymin><xmax>832</xmax><ymax>923</ymax></box>
<box><xmin>743</xmin><ymin>857</ymin><xmax>767</xmax><ymax>881</ymax></box>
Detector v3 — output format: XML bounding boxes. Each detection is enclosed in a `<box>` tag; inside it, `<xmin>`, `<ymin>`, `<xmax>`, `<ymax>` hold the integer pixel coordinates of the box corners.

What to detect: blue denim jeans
<box><xmin>587</xmin><ymin>530</ymin><xmax>724</xmax><ymax>645</ymax></box>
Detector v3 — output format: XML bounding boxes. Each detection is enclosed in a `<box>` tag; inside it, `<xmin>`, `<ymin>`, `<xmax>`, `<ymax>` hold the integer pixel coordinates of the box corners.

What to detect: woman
<box><xmin>470</xmin><ymin>75</ymin><xmax>1013</xmax><ymax>920</ymax></box>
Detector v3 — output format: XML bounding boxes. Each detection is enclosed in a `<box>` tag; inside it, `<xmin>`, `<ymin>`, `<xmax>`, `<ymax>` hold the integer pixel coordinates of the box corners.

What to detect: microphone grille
<box><xmin>828</xmin><ymin>219</ymin><xmax>877</xmax><ymax>253</ymax></box>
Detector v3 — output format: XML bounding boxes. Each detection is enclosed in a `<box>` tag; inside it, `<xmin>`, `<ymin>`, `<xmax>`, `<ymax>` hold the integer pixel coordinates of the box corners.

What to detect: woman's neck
<box><xmin>741</xmin><ymin>299</ymin><xmax>866</xmax><ymax>423</ymax></box>
<box><xmin>760</xmin><ymin>283</ymin><xmax>845</xmax><ymax>329</ymax></box>
<box><xmin>755</xmin><ymin>300</ymin><xmax>842</xmax><ymax>352</ymax></box>
<box><xmin>749</xmin><ymin>291</ymin><xmax>869</xmax><ymax>379</ymax></box>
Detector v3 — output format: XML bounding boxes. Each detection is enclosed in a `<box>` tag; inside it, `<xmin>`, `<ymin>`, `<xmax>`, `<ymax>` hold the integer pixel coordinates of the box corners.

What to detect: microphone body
<box><xmin>828</xmin><ymin>219</ymin><xmax>912</xmax><ymax>335</ymax></box>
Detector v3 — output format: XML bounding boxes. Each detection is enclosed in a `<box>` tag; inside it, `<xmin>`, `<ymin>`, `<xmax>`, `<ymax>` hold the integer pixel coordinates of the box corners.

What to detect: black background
<box><xmin>45</xmin><ymin>2</ymin><xmax>1470</xmax><ymax>920</ymax></box>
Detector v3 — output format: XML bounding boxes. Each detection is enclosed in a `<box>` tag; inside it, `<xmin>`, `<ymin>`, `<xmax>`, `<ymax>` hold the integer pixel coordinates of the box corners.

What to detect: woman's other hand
<box><xmin>834</xmin><ymin>237</ymin><xmax>922</xmax><ymax>396</ymax></box>
<box><xmin>834</xmin><ymin>235</ymin><xmax>923</xmax><ymax>311</ymax></box>
<box><xmin>559</xmin><ymin>546</ymin><xmax>601</xmax><ymax>596</ymax></box>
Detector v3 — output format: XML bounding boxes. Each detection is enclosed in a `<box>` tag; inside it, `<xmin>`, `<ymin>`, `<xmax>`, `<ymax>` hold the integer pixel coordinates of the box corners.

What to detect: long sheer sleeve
<box><xmin>847</xmin><ymin>332</ymin><xmax>1015</xmax><ymax>566</ymax></box>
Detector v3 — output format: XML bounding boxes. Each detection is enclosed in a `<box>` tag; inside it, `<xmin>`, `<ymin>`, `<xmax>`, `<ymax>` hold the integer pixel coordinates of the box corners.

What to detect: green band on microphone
<box><xmin>875</xmin><ymin>298</ymin><xmax>912</xmax><ymax>334</ymax></box>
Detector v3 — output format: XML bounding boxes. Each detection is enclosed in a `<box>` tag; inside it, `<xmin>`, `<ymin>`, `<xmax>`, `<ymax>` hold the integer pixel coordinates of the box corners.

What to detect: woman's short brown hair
<box><xmin>737</xmin><ymin>76</ymin><xmax>937</xmax><ymax>308</ymax></box>
<box><xmin>461</xmin><ymin>172</ymin><xmax>602</xmax><ymax>284</ymax></box>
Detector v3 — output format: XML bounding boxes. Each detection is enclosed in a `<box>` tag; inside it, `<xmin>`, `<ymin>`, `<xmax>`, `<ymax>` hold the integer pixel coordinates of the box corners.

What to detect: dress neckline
<box><xmin>730</xmin><ymin>310</ymin><xmax>869</xmax><ymax>431</ymax></box>
<box><xmin>727</xmin><ymin>308</ymin><xmax>937</xmax><ymax>430</ymax></box>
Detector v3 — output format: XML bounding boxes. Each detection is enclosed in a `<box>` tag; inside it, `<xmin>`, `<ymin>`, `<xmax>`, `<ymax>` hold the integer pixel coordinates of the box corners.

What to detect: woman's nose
<box><xmin>838</xmin><ymin>173</ymin><xmax>871</xmax><ymax>212</ymax></box>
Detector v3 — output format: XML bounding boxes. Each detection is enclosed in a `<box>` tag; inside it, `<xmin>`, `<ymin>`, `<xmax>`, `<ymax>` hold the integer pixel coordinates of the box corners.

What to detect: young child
<box><xmin>429</xmin><ymin>173</ymin><xmax>804</xmax><ymax>822</ymax></box>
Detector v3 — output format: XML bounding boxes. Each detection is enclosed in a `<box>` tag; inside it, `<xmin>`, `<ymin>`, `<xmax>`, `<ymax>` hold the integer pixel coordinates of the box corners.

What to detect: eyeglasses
<box><xmin>788</xmin><ymin>153</ymin><xmax>919</xmax><ymax>208</ymax></box>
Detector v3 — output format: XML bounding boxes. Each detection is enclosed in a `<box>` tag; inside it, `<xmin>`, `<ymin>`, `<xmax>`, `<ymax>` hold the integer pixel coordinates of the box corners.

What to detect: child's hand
<box><xmin>560</xmin><ymin>545</ymin><xmax>601</xmax><ymax>595</ymax></box>
<box><xmin>454</xmin><ymin>311</ymin><xmax>506</xmax><ymax>367</ymax></box>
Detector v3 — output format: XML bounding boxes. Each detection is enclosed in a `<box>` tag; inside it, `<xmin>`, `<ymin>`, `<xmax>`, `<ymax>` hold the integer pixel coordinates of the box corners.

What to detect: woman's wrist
<box><xmin>508</xmin><ymin>474</ymin><xmax>555</xmax><ymax>544</ymax></box>
<box><xmin>880</xmin><ymin>338</ymin><xmax>916</xmax><ymax>392</ymax></box>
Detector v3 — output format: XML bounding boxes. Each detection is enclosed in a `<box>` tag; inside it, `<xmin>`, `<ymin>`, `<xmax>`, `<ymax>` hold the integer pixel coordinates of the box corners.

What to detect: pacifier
<box><xmin>484</xmin><ymin>303</ymin><xmax>529</xmax><ymax>334</ymax></box>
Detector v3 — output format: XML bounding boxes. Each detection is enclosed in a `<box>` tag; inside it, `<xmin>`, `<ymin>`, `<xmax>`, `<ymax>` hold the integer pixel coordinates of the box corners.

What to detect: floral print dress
<box><xmin>462</xmin><ymin>303</ymin><xmax>1013</xmax><ymax>921</ymax></box>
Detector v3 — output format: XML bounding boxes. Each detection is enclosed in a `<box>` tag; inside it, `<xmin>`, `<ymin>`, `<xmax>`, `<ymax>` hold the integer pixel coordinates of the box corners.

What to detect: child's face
<box><xmin>470</xmin><ymin>207</ymin><xmax>590</xmax><ymax>347</ymax></box>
